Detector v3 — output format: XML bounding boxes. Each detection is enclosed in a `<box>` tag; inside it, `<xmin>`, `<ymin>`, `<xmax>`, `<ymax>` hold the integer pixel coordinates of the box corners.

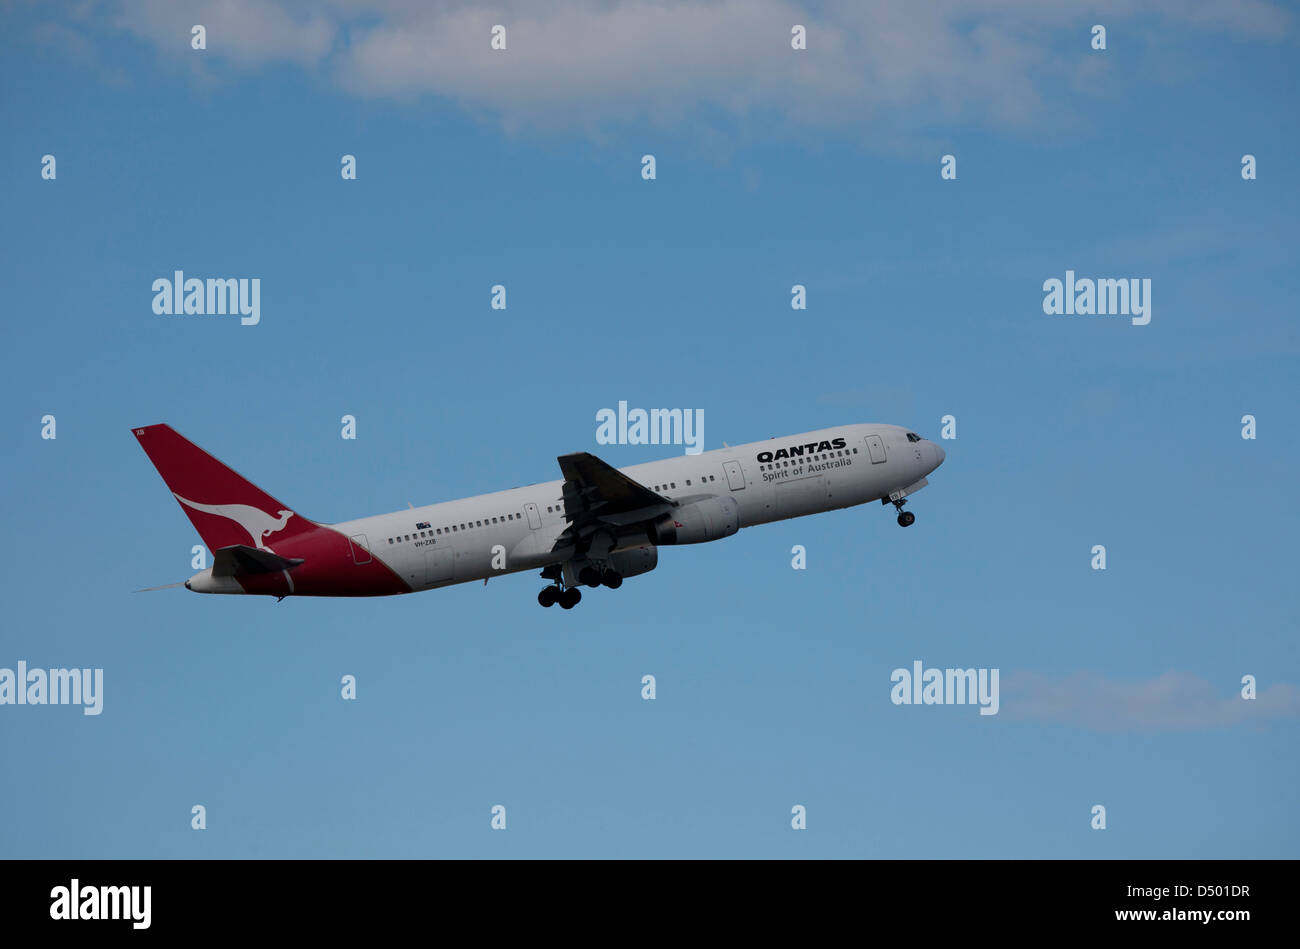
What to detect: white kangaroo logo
<box><xmin>174</xmin><ymin>494</ymin><xmax>294</xmax><ymax>550</ymax></box>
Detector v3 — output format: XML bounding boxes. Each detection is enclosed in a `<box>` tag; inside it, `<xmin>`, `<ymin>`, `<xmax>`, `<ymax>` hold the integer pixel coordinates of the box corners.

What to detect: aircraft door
<box><xmin>524</xmin><ymin>502</ymin><xmax>542</xmax><ymax>529</ymax></box>
<box><xmin>865</xmin><ymin>434</ymin><xmax>887</xmax><ymax>464</ymax></box>
<box><xmin>722</xmin><ymin>460</ymin><xmax>746</xmax><ymax>490</ymax></box>
<box><xmin>348</xmin><ymin>534</ymin><xmax>372</xmax><ymax>564</ymax></box>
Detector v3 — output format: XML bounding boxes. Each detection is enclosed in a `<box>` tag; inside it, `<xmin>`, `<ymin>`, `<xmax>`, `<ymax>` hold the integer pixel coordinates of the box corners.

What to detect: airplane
<box><xmin>133</xmin><ymin>422</ymin><xmax>946</xmax><ymax>608</ymax></box>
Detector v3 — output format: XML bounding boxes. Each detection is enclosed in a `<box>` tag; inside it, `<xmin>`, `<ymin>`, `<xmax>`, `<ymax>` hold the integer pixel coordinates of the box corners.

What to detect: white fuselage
<box><xmin>332</xmin><ymin>423</ymin><xmax>944</xmax><ymax>592</ymax></box>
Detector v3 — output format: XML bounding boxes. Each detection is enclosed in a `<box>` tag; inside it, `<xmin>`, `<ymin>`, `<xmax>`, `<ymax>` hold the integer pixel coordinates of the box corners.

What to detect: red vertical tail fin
<box><xmin>133</xmin><ymin>424</ymin><xmax>316</xmax><ymax>552</ymax></box>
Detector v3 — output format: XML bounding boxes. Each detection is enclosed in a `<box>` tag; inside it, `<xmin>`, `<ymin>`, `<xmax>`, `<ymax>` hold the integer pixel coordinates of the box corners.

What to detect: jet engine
<box><xmin>649</xmin><ymin>496</ymin><xmax>740</xmax><ymax>545</ymax></box>
<box><xmin>608</xmin><ymin>544</ymin><xmax>658</xmax><ymax>578</ymax></box>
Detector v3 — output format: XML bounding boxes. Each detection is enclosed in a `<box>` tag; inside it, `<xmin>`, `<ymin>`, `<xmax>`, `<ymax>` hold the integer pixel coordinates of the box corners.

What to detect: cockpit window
<box><xmin>906</xmin><ymin>432</ymin><xmax>922</xmax><ymax>442</ymax></box>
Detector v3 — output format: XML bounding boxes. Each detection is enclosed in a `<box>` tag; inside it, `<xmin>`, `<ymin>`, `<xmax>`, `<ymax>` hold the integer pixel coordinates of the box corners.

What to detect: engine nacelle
<box><xmin>609</xmin><ymin>544</ymin><xmax>658</xmax><ymax>578</ymax></box>
<box><xmin>649</xmin><ymin>496</ymin><xmax>740</xmax><ymax>545</ymax></box>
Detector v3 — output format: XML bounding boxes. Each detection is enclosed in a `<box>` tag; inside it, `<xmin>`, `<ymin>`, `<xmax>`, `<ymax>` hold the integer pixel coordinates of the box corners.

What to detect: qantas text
<box><xmin>756</xmin><ymin>437</ymin><xmax>846</xmax><ymax>463</ymax></box>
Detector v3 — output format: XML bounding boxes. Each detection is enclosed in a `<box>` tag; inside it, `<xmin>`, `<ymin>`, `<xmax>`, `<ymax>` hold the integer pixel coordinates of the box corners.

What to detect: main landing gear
<box><xmin>578</xmin><ymin>565</ymin><xmax>623</xmax><ymax>589</ymax></box>
<box><xmin>538</xmin><ymin>584</ymin><xmax>581</xmax><ymax>610</ymax></box>
<box><xmin>891</xmin><ymin>497</ymin><xmax>916</xmax><ymax>528</ymax></box>
<box><xmin>538</xmin><ymin>563</ymin><xmax>625</xmax><ymax>608</ymax></box>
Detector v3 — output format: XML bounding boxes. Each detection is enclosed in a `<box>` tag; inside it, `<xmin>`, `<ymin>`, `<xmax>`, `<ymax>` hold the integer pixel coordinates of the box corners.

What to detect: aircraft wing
<box><xmin>211</xmin><ymin>544</ymin><xmax>305</xmax><ymax>577</ymax></box>
<box><xmin>554</xmin><ymin>452</ymin><xmax>674</xmax><ymax>547</ymax></box>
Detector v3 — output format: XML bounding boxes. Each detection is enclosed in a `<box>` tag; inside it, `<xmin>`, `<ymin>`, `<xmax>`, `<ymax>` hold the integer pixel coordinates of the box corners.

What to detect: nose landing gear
<box><xmin>891</xmin><ymin>497</ymin><xmax>916</xmax><ymax>527</ymax></box>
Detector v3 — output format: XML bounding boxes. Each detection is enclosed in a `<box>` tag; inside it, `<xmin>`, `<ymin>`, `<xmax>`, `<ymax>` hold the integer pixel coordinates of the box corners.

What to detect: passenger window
<box><xmin>388</xmin><ymin>538</ymin><xmax>393</xmax><ymax>544</ymax></box>
<box><xmin>671</xmin><ymin>482</ymin><xmax>676</xmax><ymax>489</ymax></box>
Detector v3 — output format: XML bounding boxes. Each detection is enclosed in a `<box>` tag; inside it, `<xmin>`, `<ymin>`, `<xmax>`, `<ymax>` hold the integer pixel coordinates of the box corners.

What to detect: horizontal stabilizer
<box><xmin>212</xmin><ymin>545</ymin><xmax>305</xmax><ymax>577</ymax></box>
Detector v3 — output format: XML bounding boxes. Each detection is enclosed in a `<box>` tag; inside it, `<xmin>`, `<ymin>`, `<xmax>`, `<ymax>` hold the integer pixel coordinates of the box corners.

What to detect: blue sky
<box><xmin>0</xmin><ymin>1</ymin><xmax>1296</xmax><ymax>858</ymax></box>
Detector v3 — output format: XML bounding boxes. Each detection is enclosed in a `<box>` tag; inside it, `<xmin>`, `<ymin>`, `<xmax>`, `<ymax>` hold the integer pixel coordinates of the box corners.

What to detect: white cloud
<box><xmin>1001</xmin><ymin>669</ymin><xmax>1300</xmax><ymax>732</ymax></box>
<box><xmin>99</xmin><ymin>0</ymin><xmax>1296</xmax><ymax>138</ymax></box>
<box><xmin>113</xmin><ymin>0</ymin><xmax>335</xmax><ymax>67</ymax></box>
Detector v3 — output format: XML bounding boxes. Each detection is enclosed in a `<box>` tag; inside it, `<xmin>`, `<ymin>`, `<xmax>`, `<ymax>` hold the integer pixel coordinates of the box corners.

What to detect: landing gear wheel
<box><xmin>890</xmin><ymin>496</ymin><xmax>915</xmax><ymax>527</ymax></box>
<box><xmin>601</xmin><ymin>569</ymin><xmax>623</xmax><ymax>589</ymax></box>
<box><xmin>538</xmin><ymin>586</ymin><xmax>559</xmax><ymax>608</ymax></box>
<box><xmin>578</xmin><ymin>566</ymin><xmax>602</xmax><ymax>588</ymax></box>
<box><xmin>559</xmin><ymin>587</ymin><xmax>582</xmax><ymax>609</ymax></box>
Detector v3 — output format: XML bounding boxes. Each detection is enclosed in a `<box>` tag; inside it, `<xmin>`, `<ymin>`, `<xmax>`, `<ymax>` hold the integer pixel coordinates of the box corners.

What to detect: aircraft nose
<box><xmin>927</xmin><ymin>440</ymin><xmax>945</xmax><ymax>470</ymax></box>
